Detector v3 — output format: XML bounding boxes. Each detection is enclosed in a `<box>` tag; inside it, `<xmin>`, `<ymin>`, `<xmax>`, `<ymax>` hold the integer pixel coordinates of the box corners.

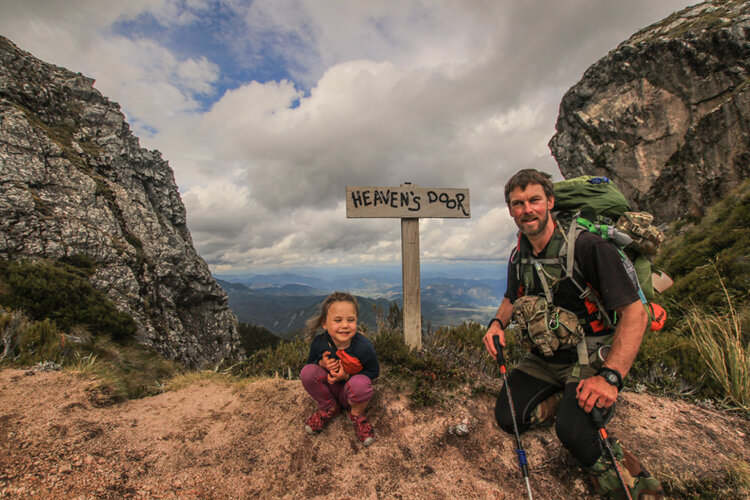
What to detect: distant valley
<box><xmin>215</xmin><ymin>265</ymin><xmax>506</xmax><ymax>338</ymax></box>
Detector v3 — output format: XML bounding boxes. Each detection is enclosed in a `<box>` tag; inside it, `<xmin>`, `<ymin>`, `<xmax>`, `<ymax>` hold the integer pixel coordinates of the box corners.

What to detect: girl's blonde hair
<box><xmin>305</xmin><ymin>291</ymin><xmax>359</xmax><ymax>339</ymax></box>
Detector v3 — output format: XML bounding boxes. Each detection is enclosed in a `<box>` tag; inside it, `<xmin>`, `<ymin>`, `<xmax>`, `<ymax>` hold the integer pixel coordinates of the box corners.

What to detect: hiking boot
<box><xmin>529</xmin><ymin>392</ymin><xmax>562</xmax><ymax>429</ymax></box>
<box><xmin>304</xmin><ymin>406</ymin><xmax>339</xmax><ymax>434</ymax></box>
<box><xmin>621</xmin><ymin>447</ymin><xmax>663</xmax><ymax>500</ymax></box>
<box><xmin>587</xmin><ymin>437</ymin><xmax>664</xmax><ymax>500</ymax></box>
<box><xmin>349</xmin><ymin>413</ymin><xmax>374</xmax><ymax>446</ymax></box>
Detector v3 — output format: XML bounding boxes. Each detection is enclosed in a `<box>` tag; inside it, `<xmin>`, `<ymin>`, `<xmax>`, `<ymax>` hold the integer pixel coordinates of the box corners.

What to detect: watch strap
<box><xmin>597</xmin><ymin>367</ymin><xmax>623</xmax><ymax>391</ymax></box>
<box><xmin>487</xmin><ymin>318</ymin><xmax>505</xmax><ymax>329</ymax></box>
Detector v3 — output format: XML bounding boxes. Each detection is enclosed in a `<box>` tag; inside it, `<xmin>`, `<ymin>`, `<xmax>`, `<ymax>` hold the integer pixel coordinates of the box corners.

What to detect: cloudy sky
<box><xmin>0</xmin><ymin>0</ymin><xmax>695</xmax><ymax>274</ymax></box>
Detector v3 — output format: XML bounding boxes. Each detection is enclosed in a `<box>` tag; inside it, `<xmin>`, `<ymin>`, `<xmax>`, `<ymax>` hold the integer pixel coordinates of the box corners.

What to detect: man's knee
<box><xmin>555</xmin><ymin>412</ymin><xmax>601</xmax><ymax>466</ymax></box>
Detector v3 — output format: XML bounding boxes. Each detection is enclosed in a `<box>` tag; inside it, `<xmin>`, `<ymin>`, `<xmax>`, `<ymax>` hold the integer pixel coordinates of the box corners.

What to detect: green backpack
<box><xmin>552</xmin><ymin>175</ymin><xmax>665</xmax><ymax>303</ymax></box>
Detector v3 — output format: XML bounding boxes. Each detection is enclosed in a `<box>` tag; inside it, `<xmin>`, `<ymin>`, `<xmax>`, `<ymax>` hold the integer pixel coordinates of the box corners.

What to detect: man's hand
<box><xmin>319</xmin><ymin>351</ymin><xmax>340</xmax><ymax>373</ymax></box>
<box><xmin>484</xmin><ymin>298</ymin><xmax>513</xmax><ymax>359</ymax></box>
<box><xmin>574</xmin><ymin>299</ymin><xmax>647</xmax><ymax>413</ymax></box>
<box><xmin>576</xmin><ymin>375</ymin><xmax>618</xmax><ymax>413</ymax></box>
<box><xmin>483</xmin><ymin>323</ymin><xmax>506</xmax><ymax>360</ymax></box>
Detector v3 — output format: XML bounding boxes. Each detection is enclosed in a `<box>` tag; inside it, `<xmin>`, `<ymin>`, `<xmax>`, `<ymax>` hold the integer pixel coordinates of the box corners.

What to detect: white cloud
<box><xmin>0</xmin><ymin>0</ymin><xmax>697</xmax><ymax>272</ymax></box>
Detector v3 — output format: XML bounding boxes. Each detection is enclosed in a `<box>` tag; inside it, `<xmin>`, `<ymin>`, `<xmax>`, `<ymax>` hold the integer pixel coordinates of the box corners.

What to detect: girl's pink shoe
<box><xmin>304</xmin><ymin>406</ymin><xmax>339</xmax><ymax>434</ymax></box>
<box><xmin>349</xmin><ymin>413</ymin><xmax>374</xmax><ymax>446</ymax></box>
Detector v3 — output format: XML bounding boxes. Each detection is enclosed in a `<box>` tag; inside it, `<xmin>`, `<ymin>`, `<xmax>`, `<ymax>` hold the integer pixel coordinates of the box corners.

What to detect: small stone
<box><xmin>58</xmin><ymin>463</ymin><xmax>72</xmax><ymax>474</ymax></box>
<box><xmin>454</xmin><ymin>423</ymin><xmax>469</xmax><ymax>436</ymax></box>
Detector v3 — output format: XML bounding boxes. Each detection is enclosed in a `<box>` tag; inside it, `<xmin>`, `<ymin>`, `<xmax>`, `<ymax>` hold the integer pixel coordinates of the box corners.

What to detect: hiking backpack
<box><xmin>551</xmin><ymin>175</ymin><xmax>668</xmax><ymax>331</ymax></box>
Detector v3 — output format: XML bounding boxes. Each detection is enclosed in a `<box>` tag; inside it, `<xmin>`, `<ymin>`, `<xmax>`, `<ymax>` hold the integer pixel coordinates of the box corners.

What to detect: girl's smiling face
<box><xmin>321</xmin><ymin>301</ymin><xmax>358</xmax><ymax>348</ymax></box>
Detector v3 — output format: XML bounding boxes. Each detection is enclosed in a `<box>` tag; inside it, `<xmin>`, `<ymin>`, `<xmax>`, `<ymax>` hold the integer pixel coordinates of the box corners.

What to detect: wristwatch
<box><xmin>487</xmin><ymin>318</ymin><xmax>505</xmax><ymax>329</ymax></box>
<box><xmin>597</xmin><ymin>367</ymin><xmax>623</xmax><ymax>391</ymax></box>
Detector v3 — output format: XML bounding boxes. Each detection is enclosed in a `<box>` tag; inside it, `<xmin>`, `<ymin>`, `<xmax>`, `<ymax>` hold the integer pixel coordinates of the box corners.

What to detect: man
<box><xmin>483</xmin><ymin>169</ymin><xmax>663</xmax><ymax>499</ymax></box>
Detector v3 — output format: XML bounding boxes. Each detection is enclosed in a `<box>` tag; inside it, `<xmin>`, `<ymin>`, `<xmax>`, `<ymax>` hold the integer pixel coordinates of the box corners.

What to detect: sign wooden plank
<box><xmin>346</xmin><ymin>186</ymin><xmax>470</xmax><ymax>218</ymax></box>
<box><xmin>345</xmin><ymin>183</ymin><xmax>471</xmax><ymax>350</ymax></box>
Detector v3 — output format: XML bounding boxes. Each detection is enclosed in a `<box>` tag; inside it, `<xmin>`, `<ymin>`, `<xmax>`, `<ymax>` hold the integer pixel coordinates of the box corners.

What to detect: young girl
<box><xmin>299</xmin><ymin>292</ymin><xmax>380</xmax><ymax>446</ymax></box>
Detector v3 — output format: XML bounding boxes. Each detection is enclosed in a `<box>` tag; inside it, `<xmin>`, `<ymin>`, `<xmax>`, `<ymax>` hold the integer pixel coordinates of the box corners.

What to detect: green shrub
<box><xmin>629</xmin><ymin>328</ymin><xmax>708</xmax><ymax>397</ymax></box>
<box><xmin>237</xmin><ymin>322</ymin><xmax>280</xmax><ymax>356</ymax></box>
<box><xmin>0</xmin><ymin>259</ymin><xmax>137</xmax><ymax>341</ymax></box>
<box><xmin>371</xmin><ymin>321</ymin><xmax>520</xmax><ymax>406</ymax></box>
<box><xmin>374</xmin><ymin>329</ymin><xmax>460</xmax><ymax>385</ymax></box>
<box><xmin>0</xmin><ymin>310</ymin><xmax>69</xmax><ymax>365</ymax></box>
<box><xmin>71</xmin><ymin>336</ymin><xmax>183</xmax><ymax>402</ymax></box>
<box><xmin>16</xmin><ymin>318</ymin><xmax>64</xmax><ymax>364</ymax></box>
<box><xmin>229</xmin><ymin>338</ymin><xmax>308</xmax><ymax>379</ymax></box>
<box><xmin>655</xmin><ymin>179</ymin><xmax>750</xmax><ymax>321</ymax></box>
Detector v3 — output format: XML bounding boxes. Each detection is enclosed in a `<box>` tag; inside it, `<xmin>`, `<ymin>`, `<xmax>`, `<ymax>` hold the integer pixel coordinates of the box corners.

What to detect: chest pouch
<box><xmin>512</xmin><ymin>295</ymin><xmax>585</xmax><ymax>358</ymax></box>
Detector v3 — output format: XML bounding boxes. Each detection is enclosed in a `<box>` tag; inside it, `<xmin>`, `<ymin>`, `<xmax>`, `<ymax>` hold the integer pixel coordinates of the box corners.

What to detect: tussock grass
<box><xmin>227</xmin><ymin>338</ymin><xmax>308</xmax><ymax>380</ymax></box>
<box><xmin>686</xmin><ymin>269</ymin><xmax>749</xmax><ymax>410</ymax></box>
<box><xmin>659</xmin><ymin>455</ymin><xmax>750</xmax><ymax>499</ymax></box>
<box><xmin>165</xmin><ymin>370</ymin><xmax>236</xmax><ymax>391</ymax></box>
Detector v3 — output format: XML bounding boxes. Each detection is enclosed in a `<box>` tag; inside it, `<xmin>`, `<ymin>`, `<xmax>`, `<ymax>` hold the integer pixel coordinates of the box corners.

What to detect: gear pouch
<box><xmin>512</xmin><ymin>295</ymin><xmax>584</xmax><ymax>357</ymax></box>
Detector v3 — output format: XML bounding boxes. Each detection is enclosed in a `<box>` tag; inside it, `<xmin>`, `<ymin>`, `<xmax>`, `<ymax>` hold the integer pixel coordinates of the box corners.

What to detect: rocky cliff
<box><xmin>549</xmin><ymin>0</ymin><xmax>750</xmax><ymax>222</ymax></box>
<box><xmin>0</xmin><ymin>36</ymin><xmax>242</xmax><ymax>368</ymax></box>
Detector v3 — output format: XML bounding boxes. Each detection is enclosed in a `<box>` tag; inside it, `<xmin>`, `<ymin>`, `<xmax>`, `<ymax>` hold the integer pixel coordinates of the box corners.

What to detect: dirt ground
<box><xmin>0</xmin><ymin>367</ymin><xmax>748</xmax><ymax>499</ymax></box>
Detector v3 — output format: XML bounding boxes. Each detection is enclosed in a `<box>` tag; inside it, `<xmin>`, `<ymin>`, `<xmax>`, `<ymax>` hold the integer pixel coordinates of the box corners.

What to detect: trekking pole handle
<box><xmin>590</xmin><ymin>406</ymin><xmax>605</xmax><ymax>429</ymax></box>
<box><xmin>492</xmin><ymin>335</ymin><xmax>506</xmax><ymax>366</ymax></box>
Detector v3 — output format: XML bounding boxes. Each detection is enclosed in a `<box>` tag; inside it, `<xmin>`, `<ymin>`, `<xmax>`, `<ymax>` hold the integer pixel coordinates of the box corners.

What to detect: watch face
<box><xmin>603</xmin><ymin>372</ymin><xmax>618</xmax><ymax>385</ymax></box>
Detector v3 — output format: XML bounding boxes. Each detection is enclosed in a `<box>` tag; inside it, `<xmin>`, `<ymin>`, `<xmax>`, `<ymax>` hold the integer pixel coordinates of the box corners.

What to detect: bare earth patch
<box><xmin>0</xmin><ymin>368</ymin><xmax>748</xmax><ymax>499</ymax></box>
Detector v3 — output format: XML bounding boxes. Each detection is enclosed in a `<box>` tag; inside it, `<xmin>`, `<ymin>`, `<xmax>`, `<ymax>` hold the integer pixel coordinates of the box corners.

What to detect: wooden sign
<box><xmin>346</xmin><ymin>186</ymin><xmax>470</xmax><ymax>218</ymax></box>
<box><xmin>346</xmin><ymin>184</ymin><xmax>471</xmax><ymax>349</ymax></box>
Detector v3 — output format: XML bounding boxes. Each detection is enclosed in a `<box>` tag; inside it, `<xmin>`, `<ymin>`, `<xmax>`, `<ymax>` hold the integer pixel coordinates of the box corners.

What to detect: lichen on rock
<box><xmin>0</xmin><ymin>36</ymin><xmax>242</xmax><ymax>368</ymax></box>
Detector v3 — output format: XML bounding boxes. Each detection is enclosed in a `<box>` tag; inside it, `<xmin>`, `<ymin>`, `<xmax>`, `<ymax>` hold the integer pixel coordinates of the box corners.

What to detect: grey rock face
<box><xmin>549</xmin><ymin>0</ymin><xmax>750</xmax><ymax>222</ymax></box>
<box><xmin>0</xmin><ymin>36</ymin><xmax>242</xmax><ymax>368</ymax></box>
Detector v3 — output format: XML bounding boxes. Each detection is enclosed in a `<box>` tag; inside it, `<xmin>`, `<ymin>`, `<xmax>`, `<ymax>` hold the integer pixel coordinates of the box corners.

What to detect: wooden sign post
<box><xmin>346</xmin><ymin>183</ymin><xmax>470</xmax><ymax>349</ymax></box>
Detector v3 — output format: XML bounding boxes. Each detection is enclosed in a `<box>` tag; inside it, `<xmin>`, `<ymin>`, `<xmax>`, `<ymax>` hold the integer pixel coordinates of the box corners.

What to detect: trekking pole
<box><xmin>590</xmin><ymin>407</ymin><xmax>632</xmax><ymax>500</ymax></box>
<box><xmin>493</xmin><ymin>336</ymin><xmax>533</xmax><ymax>500</ymax></box>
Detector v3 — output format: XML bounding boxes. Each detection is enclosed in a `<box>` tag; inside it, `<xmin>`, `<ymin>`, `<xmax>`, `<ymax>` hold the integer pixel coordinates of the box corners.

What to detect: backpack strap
<box><xmin>525</xmin><ymin>219</ymin><xmax>623</xmax><ymax>367</ymax></box>
<box><xmin>564</xmin><ymin>214</ymin><xmax>579</xmax><ymax>281</ymax></box>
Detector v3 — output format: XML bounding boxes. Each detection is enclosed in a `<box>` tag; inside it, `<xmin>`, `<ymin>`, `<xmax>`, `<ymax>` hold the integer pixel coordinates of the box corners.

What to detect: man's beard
<box><xmin>519</xmin><ymin>209</ymin><xmax>550</xmax><ymax>237</ymax></box>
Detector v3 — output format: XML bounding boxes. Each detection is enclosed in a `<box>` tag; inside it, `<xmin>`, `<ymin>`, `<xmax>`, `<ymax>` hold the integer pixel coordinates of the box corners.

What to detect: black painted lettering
<box><xmin>378</xmin><ymin>190</ymin><xmax>389</xmax><ymax>206</ymax></box>
<box><xmin>427</xmin><ymin>191</ymin><xmax>438</xmax><ymax>203</ymax></box>
<box><xmin>456</xmin><ymin>193</ymin><xmax>469</xmax><ymax>216</ymax></box>
<box><xmin>362</xmin><ymin>190</ymin><xmax>372</xmax><ymax>206</ymax></box>
<box><xmin>390</xmin><ymin>190</ymin><xmax>398</xmax><ymax>208</ymax></box>
<box><xmin>351</xmin><ymin>190</ymin><xmax>363</xmax><ymax>208</ymax></box>
<box><xmin>400</xmin><ymin>191</ymin><xmax>410</xmax><ymax>207</ymax></box>
<box><xmin>410</xmin><ymin>193</ymin><xmax>421</xmax><ymax>211</ymax></box>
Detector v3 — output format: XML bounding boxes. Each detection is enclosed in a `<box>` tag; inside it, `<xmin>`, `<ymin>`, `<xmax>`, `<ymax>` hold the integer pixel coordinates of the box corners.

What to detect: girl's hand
<box><xmin>319</xmin><ymin>351</ymin><xmax>340</xmax><ymax>372</ymax></box>
<box><xmin>326</xmin><ymin>363</ymin><xmax>349</xmax><ymax>384</ymax></box>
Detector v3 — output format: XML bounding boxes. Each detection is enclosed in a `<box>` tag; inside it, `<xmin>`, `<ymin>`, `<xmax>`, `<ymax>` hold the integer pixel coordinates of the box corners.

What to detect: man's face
<box><xmin>508</xmin><ymin>183</ymin><xmax>554</xmax><ymax>237</ymax></box>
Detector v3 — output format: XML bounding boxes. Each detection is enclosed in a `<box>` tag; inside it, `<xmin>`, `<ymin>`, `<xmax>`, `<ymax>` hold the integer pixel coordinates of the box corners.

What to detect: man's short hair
<box><xmin>504</xmin><ymin>169</ymin><xmax>555</xmax><ymax>205</ymax></box>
